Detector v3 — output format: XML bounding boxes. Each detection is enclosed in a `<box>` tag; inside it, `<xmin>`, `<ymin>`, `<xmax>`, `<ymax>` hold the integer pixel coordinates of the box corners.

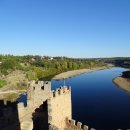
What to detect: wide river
<box><xmin>51</xmin><ymin>67</ymin><xmax>130</xmax><ymax>130</ymax></box>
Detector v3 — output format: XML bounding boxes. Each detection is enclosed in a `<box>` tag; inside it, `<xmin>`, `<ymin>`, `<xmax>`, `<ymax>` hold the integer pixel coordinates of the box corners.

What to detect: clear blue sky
<box><xmin>0</xmin><ymin>0</ymin><xmax>130</xmax><ymax>58</ymax></box>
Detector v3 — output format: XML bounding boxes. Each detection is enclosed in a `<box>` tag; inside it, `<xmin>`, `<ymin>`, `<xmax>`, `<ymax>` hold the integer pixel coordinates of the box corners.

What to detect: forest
<box><xmin>0</xmin><ymin>55</ymin><xmax>106</xmax><ymax>80</ymax></box>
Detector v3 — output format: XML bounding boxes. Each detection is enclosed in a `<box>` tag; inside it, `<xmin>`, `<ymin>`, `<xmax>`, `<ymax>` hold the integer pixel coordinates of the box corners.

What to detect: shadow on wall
<box><xmin>32</xmin><ymin>100</ymin><xmax>49</xmax><ymax>130</ymax></box>
<box><xmin>0</xmin><ymin>100</ymin><xmax>21</xmax><ymax>130</ymax></box>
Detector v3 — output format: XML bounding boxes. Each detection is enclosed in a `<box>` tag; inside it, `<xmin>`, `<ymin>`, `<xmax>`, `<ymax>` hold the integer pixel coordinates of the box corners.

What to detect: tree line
<box><xmin>0</xmin><ymin>55</ymin><xmax>106</xmax><ymax>80</ymax></box>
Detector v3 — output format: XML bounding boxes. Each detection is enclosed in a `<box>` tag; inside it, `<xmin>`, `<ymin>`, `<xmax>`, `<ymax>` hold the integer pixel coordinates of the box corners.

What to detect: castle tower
<box><xmin>27</xmin><ymin>81</ymin><xmax>51</xmax><ymax>106</ymax></box>
<box><xmin>48</xmin><ymin>86</ymin><xmax>72</xmax><ymax>130</ymax></box>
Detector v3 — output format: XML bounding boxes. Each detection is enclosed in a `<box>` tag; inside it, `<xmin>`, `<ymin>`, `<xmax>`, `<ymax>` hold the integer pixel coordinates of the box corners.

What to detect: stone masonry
<box><xmin>48</xmin><ymin>87</ymin><xmax>72</xmax><ymax>130</ymax></box>
<box><xmin>0</xmin><ymin>80</ymin><xmax>129</xmax><ymax>130</ymax></box>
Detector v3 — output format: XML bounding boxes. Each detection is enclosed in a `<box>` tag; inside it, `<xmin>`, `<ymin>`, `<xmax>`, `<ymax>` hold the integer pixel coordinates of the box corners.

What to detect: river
<box><xmin>51</xmin><ymin>67</ymin><xmax>130</xmax><ymax>130</ymax></box>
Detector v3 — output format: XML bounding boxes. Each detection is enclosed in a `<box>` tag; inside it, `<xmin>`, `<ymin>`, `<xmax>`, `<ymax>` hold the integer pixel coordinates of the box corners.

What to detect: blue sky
<box><xmin>0</xmin><ymin>0</ymin><xmax>130</xmax><ymax>58</ymax></box>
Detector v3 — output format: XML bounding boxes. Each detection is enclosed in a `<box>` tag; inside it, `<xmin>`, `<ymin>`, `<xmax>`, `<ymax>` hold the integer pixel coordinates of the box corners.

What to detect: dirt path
<box><xmin>0</xmin><ymin>90</ymin><xmax>26</xmax><ymax>95</ymax></box>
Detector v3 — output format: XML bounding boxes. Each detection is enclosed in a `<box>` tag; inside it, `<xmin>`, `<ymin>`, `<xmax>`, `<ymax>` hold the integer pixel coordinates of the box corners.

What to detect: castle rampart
<box><xmin>0</xmin><ymin>80</ymin><xmax>128</xmax><ymax>130</ymax></box>
<box><xmin>65</xmin><ymin>118</ymin><xmax>96</xmax><ymax>130</ymax></box>
<box><xmin>48</xmin><ymin>86</ymin><xmax>72</xmax><ymax>130</ymax></box>
<box><xmin>18</xmin><ymin>81</ymin><xmax>51</xmax><ymax>121</ymax></box>
<box><xmin>0</xmin><ymin>100</ymin><xmax>20</xmax><ymax>130</ymax></box>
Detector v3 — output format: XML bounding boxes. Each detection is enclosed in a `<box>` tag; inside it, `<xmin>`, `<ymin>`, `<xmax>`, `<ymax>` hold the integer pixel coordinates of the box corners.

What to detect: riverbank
<box><xmin>113</xmin><ymin>77</ymin><xmax>130</xmax><ymax>93</ymax></box>
<box><xmin>53</xmin><ymin>66</ymin><xmax>111</xmax><ymax>80</ymax></box>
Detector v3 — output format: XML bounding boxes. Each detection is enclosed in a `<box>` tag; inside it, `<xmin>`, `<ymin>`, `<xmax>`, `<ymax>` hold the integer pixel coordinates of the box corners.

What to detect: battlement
<box><xmin>28</xmin><ymin>80</ymin><xmax>51</xmax><ymax>92</ymax></box>
<box><xmin>48</xmin><ymin>86</ymin><xmax>72</xmax><ymax>130</ymax></box>
<box><xmin>66</xmin><ymin>118</ymin><xmax>95</xmax><ymax>130</ymax></box>
<box><xmin>51</xmin><ymin>86</ymin><xmax>71</xmax><ymax>98</ymax></box>
<box><xmin>0</xmin><ymin>100</ymin><xmax>20</xmax><ymax>130</ymax></box>
<box><xmin>0</xmin><ymin>100</ymin><xmax>16</xmax><ymax>107</ymax></box>
<box><xmin>27</xmin><ymin>80</ymin><xmax>51</xmax><ymax>105</ymax></box>
<box><xmin>0</xmin><ymin>100</ymin><xmax>18</xmax><ymax>119</ymax></box>
<box><xmin>1</xmin><ymin>80</ymin><xmax>129</xmax><ymax>130</ymax></box>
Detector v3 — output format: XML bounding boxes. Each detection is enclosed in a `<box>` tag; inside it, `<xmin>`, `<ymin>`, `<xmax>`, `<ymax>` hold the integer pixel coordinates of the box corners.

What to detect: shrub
<box><xmin>0</xmin><ymin>80</ymin><xmax>7</xmax><ymax>88</ymax></box>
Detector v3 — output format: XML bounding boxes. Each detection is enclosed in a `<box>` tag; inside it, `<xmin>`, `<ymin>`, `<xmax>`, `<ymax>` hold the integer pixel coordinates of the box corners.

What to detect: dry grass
<box><xmin>1</xmin><ymin>70</ymin><xmax>28</xmax><ymax>91</ymax></box>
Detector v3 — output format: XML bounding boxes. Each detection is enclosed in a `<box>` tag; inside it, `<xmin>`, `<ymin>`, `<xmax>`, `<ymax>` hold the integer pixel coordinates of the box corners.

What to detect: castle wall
<box><xmin>48</xmin><ymin>86</ymin><xmax>72</xmax><ymax>130</ymax></box>
<box><xmin>0</xmin><ymin>80</ymin><xmax>126</xmax><ymax>130</ymax></box>
<box><xmin>65</xmin><ymin>118</ymin><xmax>96</xmax><ymax>130</ymax></box>
<box><xmin>27</xmin><ymin>81</ymin><xmax>51</xmax><ymax>106</ymax></box>
<box><xmin>18</xmin><ymin>81</ymin><xmax>51</xmax><ymax>121</ymax></box>
<box><xmin>48</xmin><ymin>115</ymin><xmax>95</xmax><ymax>130</ymax></box>
<box><xmin>66</xmin><ymin>118</ymin><xmax>88</xmax><ymax>130</ymax></box>
<box><xmin>0</xmin><ymin>100</ymin><xmax>20</xmax><ymax>130</ymax></box>
<box><xmin>49</xmin><ymin>124</ymin><xmax>59</xmax><ymax>130</ymax></box>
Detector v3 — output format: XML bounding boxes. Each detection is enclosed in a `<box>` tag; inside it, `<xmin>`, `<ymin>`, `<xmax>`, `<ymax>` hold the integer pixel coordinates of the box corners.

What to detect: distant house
<box><xmin>48</xmin><ymin>57</ymin><xmax>53</xmax><ymax>60</ymax></box>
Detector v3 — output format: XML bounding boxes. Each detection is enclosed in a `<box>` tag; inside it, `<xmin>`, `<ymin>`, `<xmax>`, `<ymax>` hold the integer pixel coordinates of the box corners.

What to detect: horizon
<box><xmin>0</xmin><ymin>53</ymin><xmax>130</xmax><ymax>59</ymax></box>
<box><xmin>0</xmin><ymin>0</ymin><xmax>130</xmax><ymax>58</ymax></box>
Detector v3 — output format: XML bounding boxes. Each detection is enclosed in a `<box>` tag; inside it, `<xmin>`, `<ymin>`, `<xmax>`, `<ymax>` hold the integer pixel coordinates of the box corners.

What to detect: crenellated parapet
<box><xmin>0</xmin><ymin>99</ymin><xmax>16</xmax><ymax>107</ymax></box>
<box><xmin>51</xmin><ymin>86</ymin><xmax>71</xmax><ymax>98</ymax></box>
<box><xmin>28</xmin><ymin>80</ymin><xmax>51</xmax><ymax>95</ymax></box>
<box><xmin>0</xmin><ymin>100</ymin><xmax>20</xmax><ymax>130</ymax></box>
<box><xmin>0</xmin><ymin>100</ymin><xmax>18</xmax><ymax>118</ymax></box>
<box><xmin>66</xmin><ymin>118</ymin><xmax>95</xmax><ymax>130</ymax></box>
<box><xmin>1</xmin><ymin>80</ymin><xmax>129</xmax><ymax>130</ymax></box>
<box><xmin>48</xmin><ymin>86</ymin><xmax>72</xmax><ymax>130</ymax></box>
<box><xmin>26</xmin><ymin>80</ymin><xmax>51</xmax><ymax>108</ymax></box>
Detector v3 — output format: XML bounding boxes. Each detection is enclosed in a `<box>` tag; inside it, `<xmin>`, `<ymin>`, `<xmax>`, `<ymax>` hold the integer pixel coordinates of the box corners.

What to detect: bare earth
<box><xmin>53</xmin><ymin>66</ymin><xmax>109</xmax><ymax>80</ymax></box>
<box><xmin>113</xmin><ymin>77</ymin><xmax>130</xmax><ymax>93</ymax></box>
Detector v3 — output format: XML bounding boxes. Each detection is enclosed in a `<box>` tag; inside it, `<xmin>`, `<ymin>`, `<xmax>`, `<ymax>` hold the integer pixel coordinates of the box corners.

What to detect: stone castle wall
<box><xmin>65</xmin><ymin>118</ymin><xmax>95</xmax><ymax>130</ymax></box>
<box><xmin>0</xmin><ymin>100</ymin><xmax>20</xmax><ymax>130</ymax></box>
<box><xmin>49</xmin><ymin>118</ymin><xmax>95</xmax><ymax>130</ymax></box>
<box><xmin>18</xmin><ymin>81</ymin><xmax>51</xmax><ymax>122</ymax></box>
<box><xmin>0</xmin><ymin>80</ymin><xmax>126</xmax><ymax>130</ymax></box>
<box><xmin>48</xmin><ymin>86</ymin><xmax>72</xmax><ymax>130</ymax></box>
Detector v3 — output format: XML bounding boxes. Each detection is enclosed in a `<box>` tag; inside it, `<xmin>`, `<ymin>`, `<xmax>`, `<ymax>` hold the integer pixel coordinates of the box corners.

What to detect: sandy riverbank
<box><xmin>113</xmin><ymin>77</ymin><xmax>130</xmax><ymax>93</ymax></box>
<box><xmin>53</xmin><ymin>66</ymin><xmax>111</xmax><ymax>80</ymax></box>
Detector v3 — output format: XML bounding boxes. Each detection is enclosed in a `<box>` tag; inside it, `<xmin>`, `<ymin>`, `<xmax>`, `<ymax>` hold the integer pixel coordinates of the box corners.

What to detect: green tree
<box><xmin>68</xmin><ymin>62</ymin><xmax>73</xmax><ymax>69</ymax></box>
<box><xmin>72</xmin><ymin>62</ymin><xmax>78</xmax><ymax>69</ymax></box>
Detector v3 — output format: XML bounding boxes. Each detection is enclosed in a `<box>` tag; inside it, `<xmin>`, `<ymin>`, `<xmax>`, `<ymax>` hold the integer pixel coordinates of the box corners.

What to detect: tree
<box><xmin>68</xmin><ymin>62</ymin><xmax>73</xmax><ymax>69</ymax></box>
<box><xmin>72</xmin><ymin>62</ymin><xmax>78</xmax><ymax>69</ymax></box>
<box><xmin>0</xmin><ymin>59</ymin><xmax>18</xmax><ymax>75</ymax></box>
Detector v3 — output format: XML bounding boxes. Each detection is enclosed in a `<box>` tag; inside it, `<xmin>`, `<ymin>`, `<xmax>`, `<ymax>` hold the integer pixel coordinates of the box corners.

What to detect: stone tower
<box><xmin>48</xmin><ymin>86</ymin><xmax>72</xmax><ymax>130</ymax></box>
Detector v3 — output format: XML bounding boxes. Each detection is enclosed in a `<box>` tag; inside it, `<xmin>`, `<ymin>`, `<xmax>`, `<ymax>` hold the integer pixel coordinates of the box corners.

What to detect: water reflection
<box><xmin>17</xmin><ymin>93</ymin><xmax>27</xmax><ymax>107</ymax></box>
<box><xmin>51</xmin><ymin>67</ymin><xmax>130</xmax><ymax>130</ymax></box>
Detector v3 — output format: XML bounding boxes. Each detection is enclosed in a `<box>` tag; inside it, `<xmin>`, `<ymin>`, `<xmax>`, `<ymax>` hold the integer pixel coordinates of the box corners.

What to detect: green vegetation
<box><xmin>0</xmin><ymin>55</ymin><xmax>106</xmax><ymax>81</ymax></box>
<box><xmin>101</xmin><ymin>57</ymin><xmax>130</xmax><ymax>68</ymax></box>
<box><xmin>0</xmin><ymin>80</ymin><xmax>7</xmax><ymax>88</ymax></box>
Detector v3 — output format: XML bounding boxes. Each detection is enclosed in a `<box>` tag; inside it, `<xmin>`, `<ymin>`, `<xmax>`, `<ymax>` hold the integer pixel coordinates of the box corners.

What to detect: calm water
<box><xmin>51</xmin><ymin>67</ymin><xmax>130</xmax><ymax>130</ymax></box>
